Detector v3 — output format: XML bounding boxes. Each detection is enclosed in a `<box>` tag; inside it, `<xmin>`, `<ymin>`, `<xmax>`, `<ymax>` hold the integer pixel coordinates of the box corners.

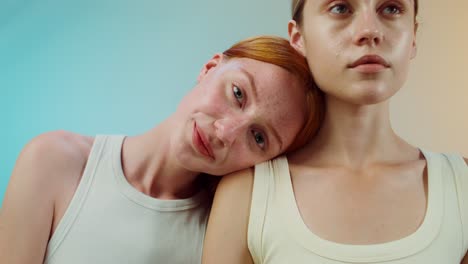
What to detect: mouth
<box><xmin>192</xmin><ymin>122</ymin><xmax>215</xmax><ymax>160</ymax></box>
<box><xmin>348</xmin><ymin>55</ymin><xmax>390</xmax><ymax>73</ymax></box>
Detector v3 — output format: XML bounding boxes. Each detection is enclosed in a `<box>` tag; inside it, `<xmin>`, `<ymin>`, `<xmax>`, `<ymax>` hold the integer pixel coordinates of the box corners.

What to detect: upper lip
<box><xmin>195</xmin><ymin>123</ymin><xmax>215</xmax><ymax>160</ymax></box>
<box><xmin>348</xmin><ymin>55</ymin><xmax>390</xmax><ymax>68</ymax></box>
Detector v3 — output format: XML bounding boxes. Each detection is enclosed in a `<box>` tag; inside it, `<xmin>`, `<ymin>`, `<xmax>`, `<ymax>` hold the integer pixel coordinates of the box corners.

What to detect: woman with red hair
<box><xmin>0</xmin><ymin>35</ymin><xmax>323</xmax><ymax>264</ymax></box>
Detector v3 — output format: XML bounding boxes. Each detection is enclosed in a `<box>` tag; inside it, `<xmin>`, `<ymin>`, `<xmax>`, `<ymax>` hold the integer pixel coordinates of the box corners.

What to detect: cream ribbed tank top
<box><xmin>248</xmin><ymin>150</ymin><xmax>468</xmax><ymax>263</ymax></box>
<box><xmin>44</xmin><ymin>135</ymin><xmax>211</xmax><ymax>264</ymax></box>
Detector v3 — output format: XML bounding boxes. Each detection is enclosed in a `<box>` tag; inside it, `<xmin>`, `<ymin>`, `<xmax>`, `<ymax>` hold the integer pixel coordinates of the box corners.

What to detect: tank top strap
<box><xmin>45</xmin><ymin>135</ymin><xmax>110</xmax><ymax>260</ymax></box>
<box><xmin>249</xmin><ymin>159</ymin><xmax>270</xmax><ymax>263</ymax></box>
<box><xmin>444</xmin><ymin>153</ymin><xmax>468</xmax><ymax>251</ymax></box>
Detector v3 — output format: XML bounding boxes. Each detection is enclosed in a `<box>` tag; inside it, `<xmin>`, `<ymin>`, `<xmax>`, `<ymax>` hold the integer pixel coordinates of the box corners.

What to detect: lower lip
<box><xmin>192</xmin><ymin>123</ymin><xmax>213</xmax><ymax>160</ymax></box>
<box><xmin>352</xmin><ymin>64</ymin><xmax>387</xmax><ymax>73</ymax></box>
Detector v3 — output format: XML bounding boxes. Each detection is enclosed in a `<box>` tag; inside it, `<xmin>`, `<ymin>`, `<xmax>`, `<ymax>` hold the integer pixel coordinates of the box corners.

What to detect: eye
<box><xmin>232</xmin><ymin>85</ymin><xmax>245</xmax><ymax>106</ymax></box>
<box><xmin>251</xmin><ymin>130</ymin><xmax>266</xmax><ymax>149</ymax></box>
<box><xmin>329</xmin><ymin>3</ymin><xmax>351</xmax><ymax>15</ymax></box>
<box><xmin>381</xmin><ymin>4</ymin><xmax>402</xmax><ymax>15</ymax></box>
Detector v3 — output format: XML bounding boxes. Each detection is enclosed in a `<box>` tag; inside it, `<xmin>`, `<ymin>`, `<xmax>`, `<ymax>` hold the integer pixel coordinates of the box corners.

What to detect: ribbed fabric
<box><xmin>248</xmin><ymin>150</ymin><xmax>468</xmax><ymax>263</ymax></box>
<box><xmin>44</xmin><ymin>135</ymin><xmax>210</xmax><ymax>264</ymax></box>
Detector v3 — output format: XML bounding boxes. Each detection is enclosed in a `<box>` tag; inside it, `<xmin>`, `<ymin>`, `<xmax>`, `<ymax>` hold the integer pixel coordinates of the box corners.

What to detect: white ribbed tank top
<box><xmin>248</xmin><ymin>150</ymin><xmax>468</xmax><ymax>263</ymax></box>
<box><xmin>44</xmin><ymin>135</ymin><xmax>211</xmax><ymax>264</ymax></box>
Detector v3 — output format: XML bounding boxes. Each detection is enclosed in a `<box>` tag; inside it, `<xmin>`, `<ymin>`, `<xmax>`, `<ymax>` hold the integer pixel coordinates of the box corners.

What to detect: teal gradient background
<box><xmin>1</xmin><ymin>0</ymin><xmax>291</xmax><ymax>205</ymax></box>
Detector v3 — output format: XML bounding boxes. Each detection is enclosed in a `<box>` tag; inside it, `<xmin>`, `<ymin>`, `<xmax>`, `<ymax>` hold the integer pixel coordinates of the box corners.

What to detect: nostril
<box><xmin>357</xmin><ymin>32</ymin><xmax>382</xmax><ymax>46</ymax></box>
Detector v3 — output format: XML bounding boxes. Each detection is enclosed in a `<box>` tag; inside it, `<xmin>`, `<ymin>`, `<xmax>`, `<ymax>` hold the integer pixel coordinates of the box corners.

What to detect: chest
<box><xmin>253</xmin><ymin>155</ymin><xmax>468</xmax><ymax>263</ymax></box>
<box><xmin>290</xmin><ymin>164</ymin><xmax>428</xmax><ymax>244</ymax></box>
<box><xmin>48</xmin><ymin>208</ymin><xmax>208</xmax><ymax>264</ymax></box>
<box><xmin>46</xmin><ymin>187</ymin><xmax>210</xmax><ymax>264</ymax></box>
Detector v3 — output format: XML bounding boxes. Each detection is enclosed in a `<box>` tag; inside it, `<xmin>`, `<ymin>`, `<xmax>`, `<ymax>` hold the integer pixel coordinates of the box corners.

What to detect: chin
<box><xmin>347</xmin><ymin>83</ymin><xmax>400</xmax><ymax>105</ymax></box>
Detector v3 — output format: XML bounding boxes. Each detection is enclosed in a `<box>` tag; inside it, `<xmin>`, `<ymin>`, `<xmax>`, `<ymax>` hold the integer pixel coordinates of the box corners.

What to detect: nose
<box><xmin>352</xmin><ymin>10</ymin><xmax>384</xmax><ymax>47</ymax></box>
<box><xmin>214</xmin><ymin>116</ymin><xmax>250</xmax><ymax>146</ymax></box>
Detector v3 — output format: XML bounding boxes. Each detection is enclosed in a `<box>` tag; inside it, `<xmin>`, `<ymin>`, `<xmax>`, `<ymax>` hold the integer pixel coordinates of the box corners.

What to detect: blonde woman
<box><xmin>203</xmin><ymin>1</ymin><xmax>468</xmax><ymax>263</ymax></box>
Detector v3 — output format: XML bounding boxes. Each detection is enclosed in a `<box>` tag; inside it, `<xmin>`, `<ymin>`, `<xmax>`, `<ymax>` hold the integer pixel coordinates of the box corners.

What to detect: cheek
<box><xmin>304</xmin><ymin>23</ymin><xmax>347</xmax><ymax>57</ymax></box>
<box><xmin>304</xmin><ymin>32</ymin><xmax>346</xmax><ymax>81</ymax></box>
<box><xmin>388</xmin><ymin>27</ymin><xmax>415</xmax><ymax>57</ymax></box>
<box><xmin>387</xmin><ymin>31</ymin><xmax>414</xmax><ymax>80</ymax></box>
<box><xmin>198</xmin><ymin>85</ymin><xmax>230</xmax><ymax>113</ymax></box>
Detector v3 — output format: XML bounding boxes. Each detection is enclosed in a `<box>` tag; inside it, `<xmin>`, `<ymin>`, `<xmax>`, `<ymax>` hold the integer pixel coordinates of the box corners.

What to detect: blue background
<box><xmin>1</xmin><ymin>0</ymin><xmax>291</xmax><ymax>205</ymax></box>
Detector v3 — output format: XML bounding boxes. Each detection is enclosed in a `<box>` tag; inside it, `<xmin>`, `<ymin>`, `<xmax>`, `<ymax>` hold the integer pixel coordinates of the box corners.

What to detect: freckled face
<box><xmin>173</xmin><ymin>56</ymin><xmax>308</xmax><ymax>175</ymax></box>
<box><xmin>293</xmin><ymin>0</ymin><xmax>417</xmax><ymax>105</ymax></box>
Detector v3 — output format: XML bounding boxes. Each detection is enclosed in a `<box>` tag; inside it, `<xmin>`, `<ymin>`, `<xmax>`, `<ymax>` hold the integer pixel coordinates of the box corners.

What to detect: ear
<box><xmin>410</xmin><ymin>22</ymin><xmax>418</xmax><ymax>59</ymax></box>
<box><xmin>197</xmin><ymin>53</ymin><xmax>223</xmax><ymax>83</ymax></box>
<box><xmin>288</xmin><ymin>20</ymin><xmax>306</xmax><ymax>57</ymax></box>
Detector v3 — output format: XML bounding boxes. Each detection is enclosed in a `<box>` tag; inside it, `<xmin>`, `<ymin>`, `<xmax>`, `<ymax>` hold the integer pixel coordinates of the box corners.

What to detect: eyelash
<box><xmin>327</xmin><ymin>1</ymin><xmax>405</xmax><ymax>17</ymax></box>
<box><xmin>232</xmin><ymin>84</ymin><xmax>245</xmax><ymax>107</ymax></box>
<box><xmin>379</xmin><ymin>2</ymin><xmax>405</xmax><ymax>16</ymax></box>
<box><xmin>328</xmin><ymin>1</ymin><xmax>352</xmax><ymax>15</ymax></box>
<box><xmin>251</xmin><ymin>129</ymin><xmax>266</xmax><ymax>150</ymax></box>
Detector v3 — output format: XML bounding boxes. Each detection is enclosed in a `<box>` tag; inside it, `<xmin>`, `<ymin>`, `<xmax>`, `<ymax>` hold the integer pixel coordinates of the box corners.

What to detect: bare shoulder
<box><xmin>210</xmin><ymin>167</ymin><xmax>255</xmax><ymax>222</ymax></box>
<box><xmin>0</xmin><ymin>131</ymin><xmax>94</xmax><ymax>263</ymax></box>
<box><xmin>22</xmin><ymin>130</ymin><xmax>93</xmax><ymax>171</ymax></box>
<box><xmin>202</xmin><ymin>168</ymin><xmax>255</xmax><ymax>264</ymax></box>
<box><xmin>9</xmin><ymin>130</ymin><xmax>94</xmax><ymax>199</ymax></box>
<box><xmin>23</xmin><ymin>130</ymin><xmax>94</xmax><ymax>165</ymax></box>
<box><xmin>464</xmin><ymin>157</ymin><xmax>468</xmax><ymax>166</ymax></box>
<box><xmin>216</xmin><ymin>167</ymin><xmax>255</xmax><ymax>197</ymax></box>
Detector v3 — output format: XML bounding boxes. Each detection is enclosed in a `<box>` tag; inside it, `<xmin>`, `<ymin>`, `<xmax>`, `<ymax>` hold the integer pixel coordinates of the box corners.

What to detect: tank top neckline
<box><xmin>276</xmin><ymin>148</ymin><xmax>443</xmax><ymax>262</ymax></box>
<box><xmin>109</xmin><ymin>135</ymin><xmax>209</xmax><ymax>212</ymax></box>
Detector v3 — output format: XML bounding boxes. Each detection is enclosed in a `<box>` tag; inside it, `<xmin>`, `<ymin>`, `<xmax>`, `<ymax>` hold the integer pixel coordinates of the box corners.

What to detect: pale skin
<box><xmin>202</xmin><ymin>0</ymin><xmax>468</xmax><ymax>263</ymax></box>
<box><xmin>0</xmin><ymin>54</ymin><xmax>309</xmax><ymax>264</ymax></box>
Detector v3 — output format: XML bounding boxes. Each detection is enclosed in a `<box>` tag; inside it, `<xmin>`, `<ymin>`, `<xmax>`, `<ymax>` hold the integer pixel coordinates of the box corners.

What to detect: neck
<box><xmin>303</xmin><ymin>96</ymin><xmax>417</xmax><ymax>168</ymax></box>
<box><xmin>121</xmin><ymin>118</ymin><xmax>201</xmax><ymax>200</ymax></box>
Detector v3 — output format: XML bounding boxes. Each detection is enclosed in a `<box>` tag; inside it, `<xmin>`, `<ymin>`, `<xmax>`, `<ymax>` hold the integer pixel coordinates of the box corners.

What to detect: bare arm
<box><xmin>202</xmin><ymin>169</ymin><xmax>254</xmax><ymax>264</ymax></box>
<box><xmin>0</xmin><ymin>131</ymin><xmax>89</xmax><ymax>264</ymax></box>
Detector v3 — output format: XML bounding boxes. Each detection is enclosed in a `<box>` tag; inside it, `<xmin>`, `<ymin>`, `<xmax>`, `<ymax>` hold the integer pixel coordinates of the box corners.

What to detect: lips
<box><xmin>348</xmin><ymin>55</ymin><xmax>390</xmax><ymax>72</ymax></box>
<box><xmin>192</xmin><ymin>122</ymin><xmax>215</xmax><ymax>160</ymax></box>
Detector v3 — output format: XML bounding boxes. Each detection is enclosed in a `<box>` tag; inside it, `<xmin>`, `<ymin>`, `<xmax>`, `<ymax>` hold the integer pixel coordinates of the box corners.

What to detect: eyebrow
<box><xmin>238</xmin><ymin>67</ymin><xmax>258</xmax><ymax>102</ymax></box>
<box><xmin>238</xmin><ymin>67</ymin><xmax>284</xmax><ymax>152</ymax></box>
